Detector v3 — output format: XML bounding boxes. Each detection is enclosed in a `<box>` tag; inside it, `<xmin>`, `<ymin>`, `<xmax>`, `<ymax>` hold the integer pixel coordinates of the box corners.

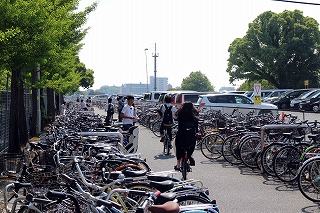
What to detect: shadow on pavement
<box><xmin>154</xmin><ymin>153</ymin><xmax>175</xmax><ymax>160</ymax></box>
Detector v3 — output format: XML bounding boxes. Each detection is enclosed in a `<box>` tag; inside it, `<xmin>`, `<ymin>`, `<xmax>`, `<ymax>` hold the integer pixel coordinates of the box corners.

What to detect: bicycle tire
<box><xmin>298</xmin><ymin>157</ymin><xmax>320</xmax><ymax>202</ymax></box>
<box><xmin>200</xmin><ymin>133</ymin><xmax>223</xmax><ymax>160</ymax></box>
<box><xmin>273</xmin><ymin>145</ymin><xmax>301</xmax><ymax>182</ymax></box>
<box><xmin>260</xmin><ymin>142</ymin><xmax>284</xmax><ymax>176</ymax></box>
<box><xmin>181</xmin><ymin>157</ymin><xmax>188</xmax><ymax>180</ymax></box>
<box><xmin>239</xmin><ymin>136</ymin><xmax>261</xmax><ymax>169</ymax></box>
<box><xmin>151</xmin><ymin>121</ymin><xmax>161</xmax><ymax>137</ymax></box>
<box><xmin>166</xmin><ymin>137</ymin><xmax>170</xmax><ymax>155</ymax></box>
<box><xmin>222</xmin><ymin>135</ymin><xmax>242</xmax><ymax>165</ymax></box>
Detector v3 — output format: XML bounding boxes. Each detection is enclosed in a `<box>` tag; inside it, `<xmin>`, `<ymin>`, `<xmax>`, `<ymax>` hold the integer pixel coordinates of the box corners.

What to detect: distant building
<box><xmin>149</xmin><ymin>76</ymin><xmax>168</xmax><ymax>91</ymax></box>
<box><xmin>219</xmin><ymin>86</ymin><xmax>236</xmax><ymax>93</ymax></box>
<box><xmin>120</xmin><ymin>83</ymin><xmax>148</xmax><ymax>95</ymax></box>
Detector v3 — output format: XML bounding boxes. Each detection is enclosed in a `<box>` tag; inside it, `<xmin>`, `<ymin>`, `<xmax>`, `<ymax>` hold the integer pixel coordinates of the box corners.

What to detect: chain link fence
<box><xmin>0</xmin><ymin>91</ymin><xmax>32</xmax><ymax>152</ymax></box>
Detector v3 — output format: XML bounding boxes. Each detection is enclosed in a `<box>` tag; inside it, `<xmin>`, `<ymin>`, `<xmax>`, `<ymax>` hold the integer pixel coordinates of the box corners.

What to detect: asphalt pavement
<box><xmin>93</xmin><ymin>107</ymin><xmax>319</xmax><ymax>213</ymax></box>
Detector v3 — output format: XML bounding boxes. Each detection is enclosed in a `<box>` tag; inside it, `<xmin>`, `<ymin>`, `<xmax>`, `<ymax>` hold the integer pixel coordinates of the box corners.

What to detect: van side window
<box><xmin>207</xmin><ymin>96</ymin><xmax>217</xmax><ymax>103</ymax></box>
<box><xmin>226</xmin><ymin>95</ymin><xmax>236</xmax><ymax>103</ymax></box>
<box><xmin>185</xmin><ymin>95</ymin><xmax>200</xmax><ymax>103</ymax></box>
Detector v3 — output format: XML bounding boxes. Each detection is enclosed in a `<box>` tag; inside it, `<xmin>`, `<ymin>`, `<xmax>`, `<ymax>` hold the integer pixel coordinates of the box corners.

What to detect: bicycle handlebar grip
<box><xmin>46</xmin><ymin>190</ymin><xmax>67</xmax><ymax>199</ymax></box>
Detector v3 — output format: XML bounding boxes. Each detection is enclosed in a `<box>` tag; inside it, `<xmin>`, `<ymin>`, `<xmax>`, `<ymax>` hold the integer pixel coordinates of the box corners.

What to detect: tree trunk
<box><xmin>8</xmin><ymin>69</ymin><xmax>28</xmax><ymax>153</ymax></box>
<box><xmin>30</xmin><ymin>69</ymin><xmax>37</xmax><ymax>137</ymax></box>
<box><xmin>47</xmin><ymin>88</ymin><xmax>55</xmax><ymax>124</ymax></box>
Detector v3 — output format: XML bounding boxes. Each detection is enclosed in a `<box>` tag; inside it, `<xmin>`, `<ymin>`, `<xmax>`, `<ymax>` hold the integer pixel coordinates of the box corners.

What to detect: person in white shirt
<box><xmin>120</xmin><ymin>95</ymin><xmax>137</xmax><ymax>131</ymax></box>
<box><xmin>80</xmin><ymin>99</ymin><xmax>88</xmax><ymax>111</ymax></box>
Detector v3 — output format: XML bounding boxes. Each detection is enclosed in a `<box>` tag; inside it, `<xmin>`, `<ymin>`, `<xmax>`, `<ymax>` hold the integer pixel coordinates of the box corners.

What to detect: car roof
<box><xmin>199</xmin><ymin>93</ymin><xmax>247</xmax><ymax>97</ymax></box>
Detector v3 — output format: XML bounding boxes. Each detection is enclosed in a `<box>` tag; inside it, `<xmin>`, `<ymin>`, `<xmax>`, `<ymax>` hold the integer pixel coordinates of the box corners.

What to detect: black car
<box><xmin>290</xmin><ymin>89</ymin><xmax>320</xmax><ymax>109</ymax></box>
<box><xmin>299</xmin><ymin>92</ymin><xmax>320</xmax><ymax>112</ymax></box>
<box><xmin>271</xmin><ymin>89</ymin><xmax>311</xmax><ymax>109</ymax></box>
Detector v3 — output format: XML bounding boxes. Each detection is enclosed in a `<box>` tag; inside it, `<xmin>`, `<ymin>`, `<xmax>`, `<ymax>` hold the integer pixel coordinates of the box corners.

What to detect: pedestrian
<box><xmin>132</xmin><ymin>103</ymin><xmax>138</xmax><ymax>126</ymax></box>
<box><xmin>118</xmin><ymin>96</ymin><xmax>125</xmax><ymax>122</ymax></box>
<box><xmin>105</xmin><ymin>98</ymin><xmax>114</xmax><ymax>126</ymax></box>
<box><xmin>174</xmin><ymin>102</ymin><xmax>198</xmax><ymax>171</ymax></box>
<box><xmin>157</xmin><ymin>95</ymin><xmax>176</xmax><ymax>148</ymax></box>
<box><xmin>120</xmin><ymin>95</ymin><xmax>137</xmax><ymax>131</ymax></box>
<box><xmin>80</xmin><ymin>99</ymin><xmax>88</xmax><ymax>111</ymax></box>
<box><xmin>61</xmin><ymin>101</ymin><xmax>67</xmax><ymax>115</ymax></box>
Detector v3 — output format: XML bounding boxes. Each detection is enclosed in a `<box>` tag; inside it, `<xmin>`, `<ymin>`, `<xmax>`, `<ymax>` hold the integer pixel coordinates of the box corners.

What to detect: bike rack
<box><xmin>80</xmin><ymin>131</ymin><xmax>124</xmax><ymax>151</ymax></box>
<box><xmin>80</xmin><ymin>129</ymin><xmax>140</xmax><ymax>154</ymax></box>
<box><xmin>260</xmin><ymin>123</ymin><xmax>309</xmax><ymax>149</ymax></box>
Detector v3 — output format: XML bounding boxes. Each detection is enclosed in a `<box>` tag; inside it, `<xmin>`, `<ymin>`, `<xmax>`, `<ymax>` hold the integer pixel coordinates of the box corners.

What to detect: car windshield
<box><xmin>244</xmin><ymin>91</ymin><xmax>253</xmax><ymax>97</ymax></box>
<box><xmin>308</xmin><ymin>90</ymin><xmax>320</xmax><ymax>98</ymax></box>
<box><xmin>278</xmin><ymin>90</ymin><xmax>293</xmax><ymax>98</ymax></box>
<box><xmin>297</xmin><ymin>90</ymin><xmax>317</xmax><ymax>99</ymax></box>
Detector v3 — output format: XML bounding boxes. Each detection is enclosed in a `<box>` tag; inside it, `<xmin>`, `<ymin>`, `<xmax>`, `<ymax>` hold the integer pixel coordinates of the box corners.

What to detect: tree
<box><xmin>0</xmin><ymin>0</ymin><xmax>96</xmax><ymax>152</ymax></box>
<box><xmin>181</xmin><ymin>71</ymin><xmax>214</xmax><ymax>92</ymax></box>
<box><xmin>227</xmin><ymin>10</ymin><xmax>320</xmax><ymax>89</ymax></box>
<box><xmin>237</xmin><ymin>79</ymin><xmax>276</xmax><ymax>91</ymax></box>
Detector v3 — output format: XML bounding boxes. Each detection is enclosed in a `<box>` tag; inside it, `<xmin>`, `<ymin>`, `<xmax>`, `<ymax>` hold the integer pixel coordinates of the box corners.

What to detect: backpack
<box><xmin>107</xmin><ymin>103</ymin><xmax>114</xmax><ymax>114</ymax></box>
<box><xmin>162</xmin><ymin>105</ymin><xmax>173</xmax><ymax>127</ymax></box>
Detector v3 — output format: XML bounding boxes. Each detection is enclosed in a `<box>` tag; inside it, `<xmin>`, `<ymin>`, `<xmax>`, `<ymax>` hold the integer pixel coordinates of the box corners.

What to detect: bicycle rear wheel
<box><xmin>261</xmin><ymin>142</ymin><xmax>284</xmax><ymax>176</ymax></box>
<box><xmin>273</xmin><ymin>145</ymin><xmax>301</xmax><ymax>182</ymax></box>
<box><xmin>239</xmin><ymin>136</ymin><xmax>261</xmax><ymax>169</ymax></box>
<box><xmin>181</xmin><ymin>156</ymin><xmax>188</xmax><ymax>180</ymax></box>
<box><xmin>222</xmin><ymin>135</ymin><xmax>242</xmax><ymax>165</ymax></box>
<box><xmin>200</xmin><ymin>133</ymin><xmax>223</xmax><ymax>160</ymax></box>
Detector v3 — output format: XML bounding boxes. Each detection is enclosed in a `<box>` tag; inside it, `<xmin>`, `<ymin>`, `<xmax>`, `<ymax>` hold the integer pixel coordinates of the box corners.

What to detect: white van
<box><xmin>143</xmin><ymin>91</ymin><xmax>168</xmax><ymax>102</ymax></box>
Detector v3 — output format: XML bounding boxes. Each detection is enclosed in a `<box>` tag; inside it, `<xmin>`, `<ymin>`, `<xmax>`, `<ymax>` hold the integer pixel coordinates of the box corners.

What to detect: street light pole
<box><xmin>152</xmin><ymin>43</ymin><xmax>158</xmax><ymax>91</ymax></box>
<box><xmin>144</xmin><ymin>48</ymin><xmax>149</xmax><ymax>93</ymax></box>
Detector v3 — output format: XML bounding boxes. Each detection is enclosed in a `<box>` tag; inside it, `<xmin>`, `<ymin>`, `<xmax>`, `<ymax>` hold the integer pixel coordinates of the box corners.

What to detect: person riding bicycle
<box><xmin>174</xmin><ymin>101</ymin><xmax>198</xmax><ymax>171</ymax></box>
<box><xmin>157</xmin><ymin>95</ymin><xmax>176</xmax><ymax>148</ymax></box>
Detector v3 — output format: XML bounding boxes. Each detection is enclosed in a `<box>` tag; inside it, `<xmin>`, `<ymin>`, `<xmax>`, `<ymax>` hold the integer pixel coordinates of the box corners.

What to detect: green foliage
<box><xmin>227</xmin><ymin>10</ymin><xmax>320</xmax><ymax>89</ymax></box>
<box><xmin>0</xmin><ymin>70</ymin><xmax>10</xmax><ymax>90</ymax></box>
<box><xmin>237</xmin><ymin>79</ymin><xmax>277</xmax><ymax>91</ymax></box>
<box><xmin>181</xmin><ymin>71</ymin><xmax>214</xmax><ymax>92</ymax></box>
<box><xmin>0</xmin><ymin>0</ymin><xmax>97</xmax><ymax>92</ymax></box>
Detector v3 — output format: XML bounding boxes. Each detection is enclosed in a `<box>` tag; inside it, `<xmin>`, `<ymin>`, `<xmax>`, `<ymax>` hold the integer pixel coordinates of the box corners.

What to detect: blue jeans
<box><xmin>123</xmin><ymin>124</ymin><xmax>133</xmax><ymax>131</ymax></box>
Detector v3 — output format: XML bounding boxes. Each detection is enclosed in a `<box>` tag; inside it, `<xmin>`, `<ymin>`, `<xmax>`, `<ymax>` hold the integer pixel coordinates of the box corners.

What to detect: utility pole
<box><xmin>152</xmin><ymin>43</ymin><xmax>158</xmax><ymax>91</ymax></box>
<box><xmin>144</xmin><ymin>48</ymin><xmax>149</xmax><ymax>93</ymax></box>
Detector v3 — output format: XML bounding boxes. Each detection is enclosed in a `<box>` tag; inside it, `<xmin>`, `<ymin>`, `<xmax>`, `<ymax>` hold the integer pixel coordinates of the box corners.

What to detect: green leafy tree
<box><xmin>237</xmin><ymin>79</ymin><xmax>276</xmax><ymax>91</ymax></box>
<box><xmin>181</xmin><ymin>71</ymin><xmax>214</xmax><ymax>92</ymax></box>
<box><xmin>227</xmin><ymin>10</ymin><xmax>320</xmax><ymax>89</ymax></box>
<box><xmin>0</xmin><ymin>0</ymin><xmax>96</xmax><ymax>152</ymax></box>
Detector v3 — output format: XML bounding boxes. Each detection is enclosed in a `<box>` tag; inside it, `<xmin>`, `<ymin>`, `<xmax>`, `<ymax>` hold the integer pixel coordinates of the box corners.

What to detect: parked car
<box><xmin>290</xmin><ymin>89</ymin><xmax>320</xmax><ymax>109</ymax></box>
<box><xmin>262</xmin><ymin>89</ymin><xmax>292</xmax><ymax>103</ymax></box>
<box><xmin>246</xmin><ymin>90</ymin><xmax>274</xmax><ymax>100</ymax></box>
<box><xmin>173</xmin><ymin>91</ymin><xmax>218</xmax><ymax>108</ymax></box>
<box><xmin>299</xmin><ymin>91</ymin><xmax>320</xmax><ymax>112</ymax></box>
<box><xmin>196</xmin><ymin>93</ymin><xmax>278</xmax><ymax>116</ymax></box>
<box><xmin>271</xmin><ymin>89</ymin><xmax>311</xmax><ymax>109</ymax></box>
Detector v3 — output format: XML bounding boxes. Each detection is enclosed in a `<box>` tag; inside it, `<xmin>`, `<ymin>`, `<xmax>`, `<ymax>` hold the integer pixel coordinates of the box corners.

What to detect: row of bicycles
<box><xmin>0</xmin><ymin>107</ymin><xmax>219</xmax><ymax>212</ymax></box>
<box><xmin>136</xmin><ymin>102</ymin><xmax>320</xmax><ymax>203</ymax></box>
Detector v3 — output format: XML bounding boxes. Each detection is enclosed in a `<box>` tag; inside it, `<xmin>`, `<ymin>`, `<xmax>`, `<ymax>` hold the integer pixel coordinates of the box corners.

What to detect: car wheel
<box><xmin>258</xmin><ymin>109</ymin><xmax>272</xmax><ymax>116</ymax></box>
<box><xmin>280</xmin><ymin>103</ymin><xmax>288</xmax><ymax>109</ymax></box>
<box><xmin>313</xmin><ymin>105</ymin><xmax>319</xmax><ymax>112</ymax></box>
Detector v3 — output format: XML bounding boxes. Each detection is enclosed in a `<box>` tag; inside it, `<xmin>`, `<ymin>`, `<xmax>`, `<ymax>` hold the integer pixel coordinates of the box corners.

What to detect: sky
<box><xmin>78</xmin><ymin>0</ymin><xmax>320</xmax><ymax>91</ymax></box>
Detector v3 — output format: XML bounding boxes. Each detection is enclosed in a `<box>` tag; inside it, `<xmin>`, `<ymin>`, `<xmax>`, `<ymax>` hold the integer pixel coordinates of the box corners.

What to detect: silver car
<box><xmin>196</xmin><ymin>93</ymin><xmax>278</xmax><ymax>116</ymax></box>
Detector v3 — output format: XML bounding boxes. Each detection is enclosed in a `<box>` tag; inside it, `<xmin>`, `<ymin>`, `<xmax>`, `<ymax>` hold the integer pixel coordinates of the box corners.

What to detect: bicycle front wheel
<box><xmin>298</xmin><ymin>157</ymin><xmax>320</xmax><ymax>202</ymax></box>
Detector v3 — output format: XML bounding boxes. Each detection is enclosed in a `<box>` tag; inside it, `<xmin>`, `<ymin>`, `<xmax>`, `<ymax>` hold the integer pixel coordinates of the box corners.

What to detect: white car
<box><xmin>196</xmin><ymin>93</ymin><xmax>278</xmax><ymax>116</ymax></box>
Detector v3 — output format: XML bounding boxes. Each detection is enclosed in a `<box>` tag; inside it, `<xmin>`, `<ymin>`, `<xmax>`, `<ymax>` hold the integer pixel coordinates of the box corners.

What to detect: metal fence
<box><xmin>0</xmin><ymin>91</ymin><xmax>32</xmax><ymax>152</ymax></box>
